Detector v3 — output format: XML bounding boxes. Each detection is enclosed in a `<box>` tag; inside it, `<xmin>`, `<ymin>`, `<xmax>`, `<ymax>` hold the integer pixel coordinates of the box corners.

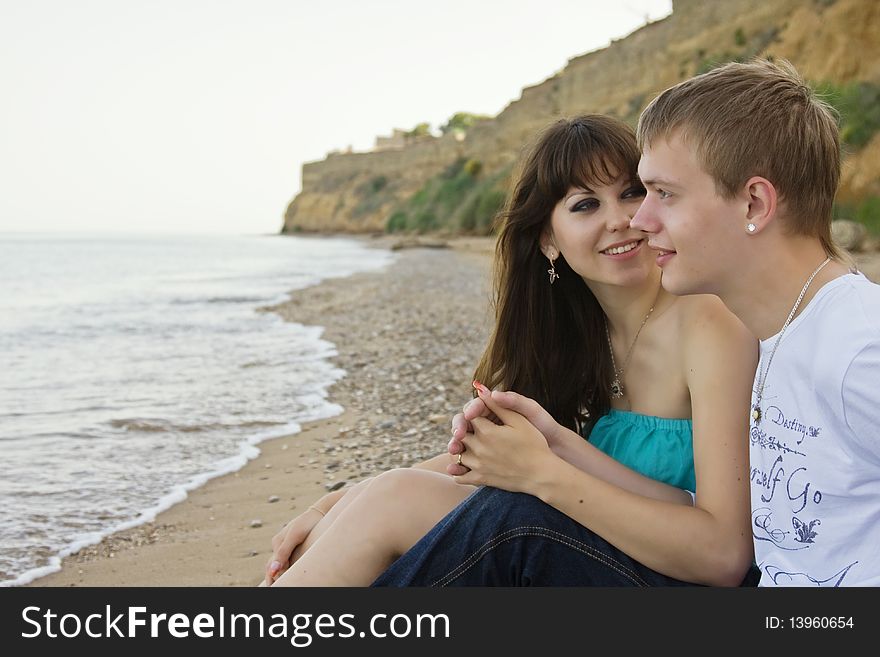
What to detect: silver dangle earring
<box><xmin>547</xmin><ymin>253</ymin><xmax>559</xmax><ymax>284</ymax></box>
<box><xmin>747</xmin><ymin>223</ymin><xmax>757</xmax><ymax>233</ymax></box>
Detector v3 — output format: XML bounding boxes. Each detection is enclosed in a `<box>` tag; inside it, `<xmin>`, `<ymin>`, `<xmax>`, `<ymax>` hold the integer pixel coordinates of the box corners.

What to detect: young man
<box><xmin>629</xmin><ymin>59</ymin><xmax>879</xmax><ymax>586</ymax></box>
<box><xmin>376</xmin><ymin>60</ymin><xmax>878</xmax><ymax>588</ymax></box>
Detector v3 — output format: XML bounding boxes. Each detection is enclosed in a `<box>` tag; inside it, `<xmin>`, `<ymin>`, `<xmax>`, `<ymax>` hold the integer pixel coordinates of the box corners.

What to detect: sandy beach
<box><xmin>25</xmin><ymin>234</ymin><xmax>880</xmax><ymax>588</ymax></box>
<box><xmin>29</xmin><ymin>235</ymin><xmax>494</xmax><ymax>587</ymax></box>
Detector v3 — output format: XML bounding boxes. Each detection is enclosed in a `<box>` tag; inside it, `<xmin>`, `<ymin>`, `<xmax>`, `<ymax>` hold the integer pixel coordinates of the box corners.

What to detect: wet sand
<box><xmin>30</xmin><ymin>236</ymin><xmax>495</xmax><ymax>586</ymax></box>
<box><xmin>27</xmin><ymin>238</ymin><xmax>880</xmax><ymax>586</ymax></box>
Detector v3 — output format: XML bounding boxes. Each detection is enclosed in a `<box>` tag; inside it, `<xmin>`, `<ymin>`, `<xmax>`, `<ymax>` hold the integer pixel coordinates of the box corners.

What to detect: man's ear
<box><xmin>743</xmin><ymin>176</ymin><xmax>778</xmax><ymax>234</ymax></box>
<box><xmin>539</xmin><ymin>229</ymin><xmax>558</xmax><ymax>259</ymax></box>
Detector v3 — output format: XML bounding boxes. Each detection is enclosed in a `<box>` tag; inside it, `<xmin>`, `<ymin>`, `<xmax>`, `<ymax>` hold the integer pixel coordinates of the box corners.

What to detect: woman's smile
<box><xmin>599</xmin><ymin>238</ymin><xmax>644</xmax><ymax>259</ymax></box>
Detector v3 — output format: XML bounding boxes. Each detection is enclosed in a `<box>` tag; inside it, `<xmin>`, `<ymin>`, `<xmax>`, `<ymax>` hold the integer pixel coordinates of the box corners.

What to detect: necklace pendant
<box><xmin>751</xmin><ymin>404</ymin><xmax>762</xmax><ymax>424</ymax></box>
<box><xmin>610</xmin><ymin>378</ymin><xmax>624</xmax><ymax>399</ymax></box>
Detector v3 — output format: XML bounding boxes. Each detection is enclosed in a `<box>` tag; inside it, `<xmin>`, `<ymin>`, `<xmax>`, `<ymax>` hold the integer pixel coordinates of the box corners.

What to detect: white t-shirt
<box><xmin>749</xmin><ymin>272</ymin><xmax>880</xmax><ymax>586</ymax></box>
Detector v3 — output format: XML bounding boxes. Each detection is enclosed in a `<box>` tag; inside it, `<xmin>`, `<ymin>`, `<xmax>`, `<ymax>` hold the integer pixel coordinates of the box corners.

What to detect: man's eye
<box><xmin>572</xmin><ymin>198</ymin><xmax>599</xmax><ymax>212</ymax></box>
<box><xmin>657</xmin><ymin>189</ymin><xmax>672</xmax><ymax>199</ymax></box>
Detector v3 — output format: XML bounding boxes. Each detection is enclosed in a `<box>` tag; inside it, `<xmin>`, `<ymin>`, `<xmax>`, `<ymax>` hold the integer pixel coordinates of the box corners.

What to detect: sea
<box><xmin>0</xmin><ymin>232</ymin><xmax>394</xmax><ymax>586</ymax></box>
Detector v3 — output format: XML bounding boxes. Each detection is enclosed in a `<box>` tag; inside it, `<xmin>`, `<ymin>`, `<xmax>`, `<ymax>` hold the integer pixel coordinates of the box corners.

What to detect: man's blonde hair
<box><xmin>638</xmin><ymin>59</ymin><xmax>843</xmax><ymax>259</ymax></box>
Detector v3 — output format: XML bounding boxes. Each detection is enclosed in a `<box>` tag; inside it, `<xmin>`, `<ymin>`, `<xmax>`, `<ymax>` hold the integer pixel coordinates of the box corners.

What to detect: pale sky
<box><xmin>0</xmin><ymin>0</ymin><xmax>672</xmax><ymax>235</ymax></box>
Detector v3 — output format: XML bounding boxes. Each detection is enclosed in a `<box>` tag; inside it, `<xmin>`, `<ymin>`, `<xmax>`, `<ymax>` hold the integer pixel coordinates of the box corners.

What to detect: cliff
<box><xmin>282</xmin><ymin>0</ymin><xmax>880</xmax><ymax>234</ymax></box>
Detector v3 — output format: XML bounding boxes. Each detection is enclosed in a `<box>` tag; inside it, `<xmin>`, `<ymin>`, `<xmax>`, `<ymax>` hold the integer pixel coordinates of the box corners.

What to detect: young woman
<box><xmin>266</xmin><ymin>114</ymin><xmax>757</xmax><ymax>587</ymax></box>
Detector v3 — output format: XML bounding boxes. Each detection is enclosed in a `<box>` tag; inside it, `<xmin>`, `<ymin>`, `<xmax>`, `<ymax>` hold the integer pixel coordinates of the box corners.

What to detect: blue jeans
<box><xmin>372</xmin><ymin>486</ymin><xmax>759</xmax><ymax>587</ymax></box>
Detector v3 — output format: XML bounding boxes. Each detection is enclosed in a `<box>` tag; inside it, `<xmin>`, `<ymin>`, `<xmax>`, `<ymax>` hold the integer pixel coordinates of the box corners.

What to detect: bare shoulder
<box><xmin>671</xmin><ymin>295</ymin><xmax>757</xmax><ymax>364</ymax></box>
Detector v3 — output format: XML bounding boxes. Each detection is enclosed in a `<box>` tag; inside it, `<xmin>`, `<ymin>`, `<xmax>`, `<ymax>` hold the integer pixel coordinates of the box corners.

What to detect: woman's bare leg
<box><xmin>289</xmin><ymin>454</ymin><xmax>457</xmax><ymax>563</ymax></box>
<box><xmin>272</xmin><ymin>469</ymin><xmax>474</xmax><ymax>586</ymax></box>
<box><xmin>258</xmin><ymin>479</ymin><xmax>375</xmax><ymax>586</ymax></box>
<box><xmin>288</xmin><ymin>477</ymin><xmax>374</xmax><ymax>564</ymax></box>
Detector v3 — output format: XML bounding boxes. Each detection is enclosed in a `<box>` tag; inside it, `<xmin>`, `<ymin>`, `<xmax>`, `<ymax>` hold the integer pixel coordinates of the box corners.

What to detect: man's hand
<box><xmin>452</xmin><ymin>386</ymin><xmax>559</xmax><ymax>493</ymax></box>
<box><xmin>448</xmin><ymin>388</ymin><xmax>562</xmax><ymax>476</ymax></box>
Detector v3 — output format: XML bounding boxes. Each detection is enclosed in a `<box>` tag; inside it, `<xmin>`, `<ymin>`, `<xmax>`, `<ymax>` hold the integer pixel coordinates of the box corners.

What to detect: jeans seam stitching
<box><xmin>431</xmin><ymin>526</ymin><xmax>649</xmax><ymax>587</ymax></box>
<box><xmin>432</xmin><ymin>527</ymin><xmax>646</xmax><ymax>587</ymax></box>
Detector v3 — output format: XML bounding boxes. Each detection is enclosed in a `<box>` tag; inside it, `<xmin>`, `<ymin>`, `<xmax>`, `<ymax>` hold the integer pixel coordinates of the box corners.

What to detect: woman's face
<box><xmin>543</xmin><ymin>175</ymin><xmax>654</xmax><ymax>289</ymax></box>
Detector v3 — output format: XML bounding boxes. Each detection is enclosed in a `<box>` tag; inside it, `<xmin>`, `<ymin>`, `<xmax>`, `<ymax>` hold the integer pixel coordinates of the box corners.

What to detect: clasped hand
<box><xmin>262</xmin><ymin>388</ymin><xmax>562</xmax><ymax>585</ymax></box>
<box><xmin>446</xmin><ymin>387</ymin><xmax>560</xmax><ymax>493</ymax></box>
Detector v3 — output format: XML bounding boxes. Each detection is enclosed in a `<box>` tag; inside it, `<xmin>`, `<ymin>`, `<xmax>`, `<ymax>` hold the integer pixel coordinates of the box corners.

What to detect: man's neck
<box><xmin>720</xmin><ymin>239</ymin><xmax>850</xmax><ymax>340</ymax></box>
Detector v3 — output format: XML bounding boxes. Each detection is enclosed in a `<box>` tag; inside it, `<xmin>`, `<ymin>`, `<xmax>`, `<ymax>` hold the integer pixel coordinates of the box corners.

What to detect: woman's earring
<box><xmin>746</xmin><ymin>223</ymin><xmax>757</xmax><ymax>233</ymax></box>
<box><xmin>547</xmin><ymin>253</ymin><xmax>559</xmax><ymax>284</ymax></box>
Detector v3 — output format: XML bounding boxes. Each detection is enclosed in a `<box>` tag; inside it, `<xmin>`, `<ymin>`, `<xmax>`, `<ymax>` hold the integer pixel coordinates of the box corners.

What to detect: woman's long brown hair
<box><xmin>473</xmin><ymin>115</ymin><xmax>642</xmax><ymax>431</ymax></box>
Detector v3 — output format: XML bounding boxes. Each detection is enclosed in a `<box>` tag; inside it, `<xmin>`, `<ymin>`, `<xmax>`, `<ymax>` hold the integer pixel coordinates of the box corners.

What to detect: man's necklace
<box><xmin>751</xmin><ymin>257</ymin><xmax>831</xmax><ymax>425</ymax></box>
<box><xmin>604</xmin><ymin>285</ymin><xmax>662</xmax><ymax>399</ymax></box>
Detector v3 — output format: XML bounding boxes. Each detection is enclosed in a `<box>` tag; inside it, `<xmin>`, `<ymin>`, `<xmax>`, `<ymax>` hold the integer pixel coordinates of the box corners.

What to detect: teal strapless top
<box><xmin>581</xmin><ymin>409</ymin><xmax>695</xmax><ymax>491</ymax></box>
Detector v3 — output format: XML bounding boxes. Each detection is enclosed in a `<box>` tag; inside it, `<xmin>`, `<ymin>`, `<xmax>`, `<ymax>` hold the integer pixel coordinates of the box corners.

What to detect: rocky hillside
<box><xmin>282</xmin><ymin>0</ymin><xmax>880</xmax><ymax>235</ymax></box>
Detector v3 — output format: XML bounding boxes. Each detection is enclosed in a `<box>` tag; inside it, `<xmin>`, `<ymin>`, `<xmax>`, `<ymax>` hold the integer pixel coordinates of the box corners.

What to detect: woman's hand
<box><xmin>452</xmin><ymin>387</ymin><xmax>559</xmax><ymax>493</ymax></box>
<box><xmin>448</xmin><ymin>388</ymin><xmax>563</xmax><ymax>476</ymax></box>
<box><xmin>264</xmin><ymin>506</ymin><xmax>325</xmax><ymax>585</ymax></box>
<box><xmin>448</xmin><ymin>396</ymin><xmax>496</xmax><ymax>476</ymax></box>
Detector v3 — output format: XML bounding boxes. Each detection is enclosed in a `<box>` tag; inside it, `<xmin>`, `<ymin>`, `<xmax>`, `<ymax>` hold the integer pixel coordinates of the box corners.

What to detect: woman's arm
<box><xmin>458</xmin><ymin>298</ymin><xmax>757</xmax><ymax>585</ymax></box>
<box><xmin>454</xmin><ymin>392</ymin><xmax>692</xmax><ymax>505</ymax></box>
<box><xmin>549</xmin><ymin>427</ymin><xmax>693</xmax><ymax>505</ymax></box>
<box><xmin>539</xmin><ymin>298</ymin><xmax>756</xmax><ymax>585</ymax></box>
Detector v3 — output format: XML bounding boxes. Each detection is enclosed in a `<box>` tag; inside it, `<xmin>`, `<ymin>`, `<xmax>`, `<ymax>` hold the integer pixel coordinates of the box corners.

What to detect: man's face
<box><xmin>631</xmin><ymin>134</ymin><xmax>746</xmax><ymax>297</ymax></box>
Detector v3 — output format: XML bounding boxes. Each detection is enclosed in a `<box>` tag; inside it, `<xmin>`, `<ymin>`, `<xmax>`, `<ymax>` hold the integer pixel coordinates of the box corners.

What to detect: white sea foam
<box><xmin>0</xmin><ymin>233</ymin><xmax>394</xmax><ymax>585</ymax></box>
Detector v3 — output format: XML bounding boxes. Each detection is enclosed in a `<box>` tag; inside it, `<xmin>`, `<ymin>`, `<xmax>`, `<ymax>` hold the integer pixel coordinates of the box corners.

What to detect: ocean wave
<box><xmin>0</xmin><ymin>418</ymin><xmax>313</xmax><ymax>587</ymax></box>
<box><xmin>169</xmin><ymin>295</ymin><xmax>269</xmax><ymax>306</ymax></box>
<box><xmin>0</xmin><ymin>234</ymin><xmax>392</xmax><ymax>586</ymax></box>
<box><xmin>107</xmin><ymin>417</ymin><xmax>291</xmax><ymax>434</ymax></box>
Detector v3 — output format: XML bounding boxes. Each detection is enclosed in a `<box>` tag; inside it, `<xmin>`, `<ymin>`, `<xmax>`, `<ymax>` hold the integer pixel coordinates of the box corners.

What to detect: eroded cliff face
<box><xmin>282</xmin><ymin>0</ymin><xmax>880</xmax><ymax>234</ymax></box>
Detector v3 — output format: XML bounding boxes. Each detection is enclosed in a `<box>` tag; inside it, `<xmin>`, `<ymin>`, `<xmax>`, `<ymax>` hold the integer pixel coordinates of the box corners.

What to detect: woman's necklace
<box><xmin>751</xmin><ymin>257</ymin><xmax>831</xmax><ymax>425</ymax></box>
<box><xmin>604</xmin><ymin>286</ymin><xmax>662</xmax><ymax>399</ymax></box>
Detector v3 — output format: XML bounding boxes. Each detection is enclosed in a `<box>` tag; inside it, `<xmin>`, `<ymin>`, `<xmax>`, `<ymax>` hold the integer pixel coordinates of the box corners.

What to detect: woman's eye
<box><xmin>623</xmin><ymin>186</ymin><xmax>647</xmax><ymax>199</ymax></box>
<box><xmin>572</xmin><ymin>198</ymin><xmax>600</xmax><ymax>212</ymax></box>
<box><xmin>657</xmin><ymin>188</ymin><xmax>672</xmax><ymax>199</ymax></box>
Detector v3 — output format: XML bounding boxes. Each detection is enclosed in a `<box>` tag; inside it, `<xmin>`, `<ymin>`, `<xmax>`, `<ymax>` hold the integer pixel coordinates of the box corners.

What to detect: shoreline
<box><xmin>28</xmin><ymin>235</ymin><xmax>494</xmax><ymax>587</ymax></box>
<box><xmin>22</xmin><ymin>235</ymin><xmax>880</xmax><ymax>587</ymax></box>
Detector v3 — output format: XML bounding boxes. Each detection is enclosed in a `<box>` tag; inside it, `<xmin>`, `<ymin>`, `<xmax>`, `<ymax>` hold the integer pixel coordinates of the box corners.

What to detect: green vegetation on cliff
<box><xmin>385</xmin><ymin>158</ymin><xmax>507</xmax><ymax>235</ymax></box>
<box><xmin>817</xmin><ymin>81</ymin><xmax>880</xmax><ymax>149</ymax></box>
<box><xmin>406</xmin><ymin>122</ymin><xmax>432</xmax><ymax>138</ymax></box>
<box><xmin>440</xmin><ymin>112</ymin><xmax>492</xmax><ymax>135</ymax></box>
<box><xmin>692</xmin><ymin>26</ymin><xmax>780</xmax><ymax>76</ymax></box>
<box><xmin>856</xmin><ymin>197</ymin><xmax>880</xmax><ymax>235</ymax></box>
<box><xmin>283</xmin><ymin>0</ymin><xmax>880</xmax><ymax>237</ymax></box>
<box><xmin>836</xmin><ymin>197</ymin><xmax>880</xmax><ymax>236</ymax></box>
<box><xmin>350</xmin><ymin>175</ymin><xmax>393</xmax><ymax>219</ymax></box>
<box><xmin>691</xmin><ymin>27</ymin><xmax>880</xmax><ymax>154</ymax></box>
